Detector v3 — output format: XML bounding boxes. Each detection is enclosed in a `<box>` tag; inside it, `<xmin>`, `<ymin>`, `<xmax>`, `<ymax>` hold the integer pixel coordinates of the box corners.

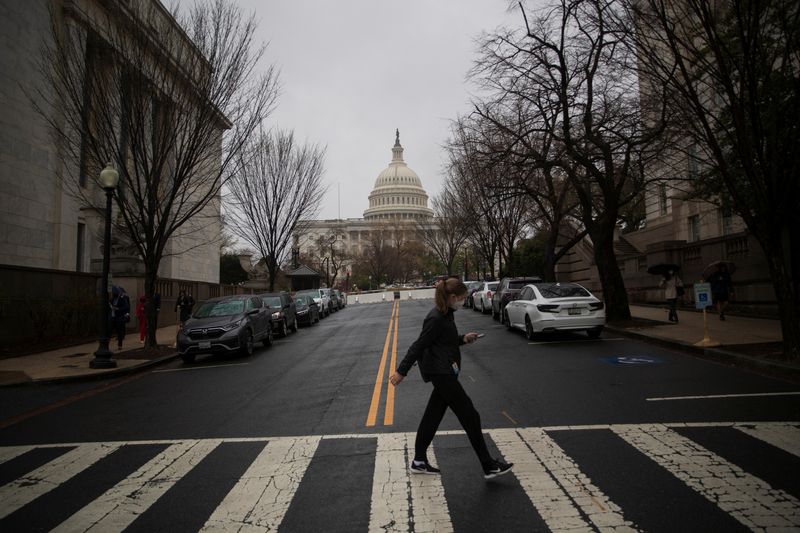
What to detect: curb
<box><xmin>0</xmin><ymin>352</ymin><xmax>181</xmax><ymax>388</ymax></box>
<box><xmin>604</xmin><ymin>325</ymin><xmax>800</xmax><ymax>383</ymax></box>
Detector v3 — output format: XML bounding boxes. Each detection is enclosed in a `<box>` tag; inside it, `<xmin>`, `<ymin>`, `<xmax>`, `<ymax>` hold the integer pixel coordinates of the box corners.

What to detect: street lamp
<box><xmin>90</xmin><ymin>163</ymin><xmax>119</xmax><ymax>369</ymax></box>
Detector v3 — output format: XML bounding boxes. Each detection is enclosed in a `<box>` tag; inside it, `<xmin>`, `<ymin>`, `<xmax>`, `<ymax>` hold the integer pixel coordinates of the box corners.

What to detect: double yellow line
<box><xmin>366</xmin><ymin>299</ymin><xmax>399</xmax><ymax>426</ymax></box>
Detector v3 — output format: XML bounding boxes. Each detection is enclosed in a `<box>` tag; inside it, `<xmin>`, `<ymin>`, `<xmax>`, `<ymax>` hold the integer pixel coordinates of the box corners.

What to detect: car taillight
<box><xmin>589</xmin><ymin>302</ymin><xmax>605</xmax><ymax>310</ymax></box>
<box><xmin>486</xmin><ymin>291</ymin><xmax>493</xmax><ymax>299</ymax></box>
<box><xmin>537</xmin><ymin>304</ymin><xmax>559</xmax><ymax>313</ymax></box>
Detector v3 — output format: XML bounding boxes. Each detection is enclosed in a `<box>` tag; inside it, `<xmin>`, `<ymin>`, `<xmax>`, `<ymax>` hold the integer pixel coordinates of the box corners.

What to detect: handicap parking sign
<box><xmin>694</xmin><ymin>282</ymin><xmax>713</xmax><ymax>310</ymax></box>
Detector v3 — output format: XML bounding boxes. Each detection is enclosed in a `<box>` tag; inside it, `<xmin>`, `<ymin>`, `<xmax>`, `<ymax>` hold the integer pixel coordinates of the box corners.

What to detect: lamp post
<box><xmin>90</xmin><ymin>163</ymin><xmax>119</xmax><ymax>369</ymax></box>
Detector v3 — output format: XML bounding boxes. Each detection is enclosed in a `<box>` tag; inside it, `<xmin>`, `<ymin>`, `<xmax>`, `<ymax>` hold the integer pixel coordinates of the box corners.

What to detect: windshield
<box><xmin>509</xmin><ymin>281</ymin><xmax>529</xmax><ymax>289</ymax></box>
<box><xmin>261</xmin><ymin>296</ymin><xmax>282</xmax><ymax>308</ymax></box>
<box><xmin>488</xmin><ymin>282</ymin><xmax>499</xmax><ymax>290</ymax></box>
<box><xmin>535</xmin><ymin>283</ymin><xmax>591</xmax><ymax>298</ymax></box>
<box><xmin>193</xmin><ymin>300</ymin><xmax>244</xmax><ymax>318</ymax></box>
<box><xmin>295</xmin><ymin>298</ymin><xmax>307</xmax><ymax>306</ymax></box>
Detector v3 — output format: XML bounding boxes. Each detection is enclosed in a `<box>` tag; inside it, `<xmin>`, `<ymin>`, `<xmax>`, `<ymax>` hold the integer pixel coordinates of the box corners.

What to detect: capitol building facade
<box><xmin>293</xmin><ymin>130</ymin><xmax>436</xmax><ymax>265</ymax></box>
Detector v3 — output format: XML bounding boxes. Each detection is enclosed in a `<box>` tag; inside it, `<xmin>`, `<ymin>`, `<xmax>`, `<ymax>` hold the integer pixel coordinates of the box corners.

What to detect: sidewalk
<box><xmin>606</xmin><ymin>305</ymin><xmax>798</xmax><ymax>381</ymax></box>
<box><xmin>0</xmin><ymin>305</ymin><xmax>793</xmax><ymax>386</ymax></box>
<box><xmin>0</xmin><ymin>324</ymin><xmax>180</xmax><ymax>386</ymax></box>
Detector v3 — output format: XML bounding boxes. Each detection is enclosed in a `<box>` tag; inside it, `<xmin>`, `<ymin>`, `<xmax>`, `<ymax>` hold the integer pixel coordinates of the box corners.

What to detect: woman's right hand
<box><xmin>389</xmin><ymin>372</ymin><xmax>404</xmax><ymax>386</ymax></box>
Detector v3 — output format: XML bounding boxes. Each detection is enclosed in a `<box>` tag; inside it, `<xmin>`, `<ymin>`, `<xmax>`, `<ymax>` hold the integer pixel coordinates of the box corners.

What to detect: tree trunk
<box><xmin>589</xmin><ymin>225</ymin><xmax>631</xmax><ymax>322</ymax></box>
<box><xmin>144</xmin><ymin>264</ymin><xmax>159</xmax><ymax>348</ymax></box>
<box><xmin>757</xmin><ymin>232</ymin><xmax>799</xmax><ymax>360</ymax></box>
<box><xmin>543</xmin><ymin>229</ymin><xmax>559</xmax><ymax>282</ymax></box>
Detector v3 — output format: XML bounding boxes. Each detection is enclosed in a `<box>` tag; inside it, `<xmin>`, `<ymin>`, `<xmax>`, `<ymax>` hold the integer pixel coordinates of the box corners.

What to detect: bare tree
<box><xmin>627</xmin><ymin>0</ymin><xmax>800</xmax><ymax>359</ymax></box>
<box><xmin>225</xmin><ymin>129</ymin><xmax>326</xmax><ymax>291</ymax></box>
<box><xmin>472</xmin><ymin>0</ymin><xmax>670</xmax><ymax>320</ymax></box>
<box><xmin>36</xmin><ymin>0</ymin><xmax>279</xmax><ymax>346</ymax></box>
<box><xmin>416</xmin><ymin>190</ymin><xmax>471</xmax><ymax>276</ymax></box>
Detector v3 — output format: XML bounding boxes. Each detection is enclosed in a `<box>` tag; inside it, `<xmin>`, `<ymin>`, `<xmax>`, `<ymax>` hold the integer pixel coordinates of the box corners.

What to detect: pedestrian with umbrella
<box><xmin>648</xmin><ymin>263</ymin><xmax>684</xmax><ymax>323</ymax></box>
<box><xmin>705</xmin><ymin>261</ymin><xmax>735</xmax><ymax>320</ymax></box>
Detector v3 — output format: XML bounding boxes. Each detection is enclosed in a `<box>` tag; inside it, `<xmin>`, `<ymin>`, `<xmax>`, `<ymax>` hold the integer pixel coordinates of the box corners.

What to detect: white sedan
<box><xmin>503</xmin><ymin>283</ymin><xmax>605</xmax><ymax>339</ymax></box>
<box><xmin>472</xmin><ymin>281</ymin><xmax>499</xmax><ymax>314</ymax></box>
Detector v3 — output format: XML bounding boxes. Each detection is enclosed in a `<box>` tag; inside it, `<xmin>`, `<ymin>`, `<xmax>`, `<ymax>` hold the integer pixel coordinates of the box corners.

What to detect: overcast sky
<box><xmin>229</xmin><ymin>1</ymin><xmax>528</xmax><ymax>220</ymax></box>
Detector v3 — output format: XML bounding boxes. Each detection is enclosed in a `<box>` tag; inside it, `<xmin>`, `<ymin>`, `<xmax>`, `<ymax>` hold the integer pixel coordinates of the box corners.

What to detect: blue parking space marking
<box><xmin>601</xmin><ymin>356</ymin><xmax>664</xmax><ymax>365</ymax></box>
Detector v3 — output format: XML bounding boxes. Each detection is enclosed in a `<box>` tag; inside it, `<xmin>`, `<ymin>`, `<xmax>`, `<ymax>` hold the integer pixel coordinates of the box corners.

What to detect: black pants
<box><xmin>667</xmin><ymin>298</ymin><xmax>678</xmax><ymax>322</ymax></box>
<box><xmin>414</xmin><ymin>374</ymin><xmax>493</xmax><ymax>466</ymax></box>
<box><xmin>113</xmin><ymin>319</ymin><xmax>126</xmax><ymax>347</ymax></box>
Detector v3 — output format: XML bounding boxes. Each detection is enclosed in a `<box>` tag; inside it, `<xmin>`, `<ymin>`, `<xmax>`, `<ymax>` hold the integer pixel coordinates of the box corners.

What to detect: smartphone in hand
<box><xmin>476</xmin><ymin>333</ymin><xmax>485</xmax><ymax>338</ymax></box>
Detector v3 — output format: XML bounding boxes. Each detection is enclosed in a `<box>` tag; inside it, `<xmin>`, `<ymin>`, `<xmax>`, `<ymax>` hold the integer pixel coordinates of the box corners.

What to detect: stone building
<box><xmin>0</xmin><ymin>0</ymin><xmax>221</xmax><ymax>283</ymax></box>
<box><xmin>293</xmin><ymin>131</ymin><xmax>436</xmax><ymax>268</ymax></box>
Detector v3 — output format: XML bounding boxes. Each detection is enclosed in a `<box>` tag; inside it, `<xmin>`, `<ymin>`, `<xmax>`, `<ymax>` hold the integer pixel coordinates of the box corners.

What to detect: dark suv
<box><xmin>492</xmin><ymin>276</ymin><xmax>543</xmax><ymax>322</ymax></box>
<box><xmin>177</xmin><ymin>295</ymin><xmax>272</xmax><ymax>363</ymax></box>
<box><xmin>260</xmin><ymin>292</ymin><xmax>298</xmax><ymax>337</ymax></box>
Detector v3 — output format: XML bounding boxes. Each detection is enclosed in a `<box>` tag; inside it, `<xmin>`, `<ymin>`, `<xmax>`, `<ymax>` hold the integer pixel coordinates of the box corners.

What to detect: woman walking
<box><xmin>660</xmin><ymin>270</ymin><xmax>683</xmax><ymax>323</ymax></box>
<box><xmin>389</xmin><ymin>277</ymin><xmax>513</xmax><ymax>480</ymax></box>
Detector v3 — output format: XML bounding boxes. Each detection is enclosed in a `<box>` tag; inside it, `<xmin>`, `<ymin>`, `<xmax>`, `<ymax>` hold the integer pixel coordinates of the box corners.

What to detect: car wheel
<box><xmin>492</xmin><ymin>304</ymin><xmax>499</xmax><ymax>321</ymax></box>
<box><xmin>587</xmin><ymin>327</ymin><xmax>603</xmax><ymax>339</ymax></box>
<box><xmin>181</xmin><ymin>353</ymin><xmax>196</xmax><ymax>364</ymax></box>
<box><xmin>240</xmin><ymin>330</ymin><xmax>254</xmax><ymax>356</ymax></box>
<box><xmin>504</xmin><ymin>310</ymin><xmax>513</xmax><ymax>330</ymax></box>
<box><xmin>263</xmin><ymin>326</ymin><xmax>273</xmax><ymax>347</ymax></box>
<box><xmin>290</xmin><ymin>317</ymin><xmax>298</xmax><ymax>333</ymax></box>
<box><xmin>279</xmin><ymin>319</ymin><xmax>288</xmax><ymax>337</ymax></box>
<box><xmin>525</xmin><ymin>316</ymin><xmax>536</xmax><ymax>340</ymax></box>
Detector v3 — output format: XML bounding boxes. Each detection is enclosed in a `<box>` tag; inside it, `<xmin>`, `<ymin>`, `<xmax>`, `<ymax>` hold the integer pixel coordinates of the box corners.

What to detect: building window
<box><xmin>76</xmin><ymin>223</ymin><xmax>86</xmax><ymax>272</ymax></box>
<box><xmin>688</xmin><ymin>215</ymin><xmax>700</xmax><ymax>242</ymax></box>
<box><xmin>659</xmin><ymin>183</ymin><xmax>668</xmax><ymax>216</ymax></box>
<box><xmin>720</xmin><ymin>207</ymin><xmax>734</xmax><ymax>235</ymax></box>
<box><xmin>687</xmin><ymin>144</ymin><xmax>699</xmax><ymax>179</ymax></box>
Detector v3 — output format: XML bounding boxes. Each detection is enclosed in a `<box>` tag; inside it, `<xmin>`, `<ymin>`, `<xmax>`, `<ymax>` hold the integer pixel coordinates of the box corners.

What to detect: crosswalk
<box><xmin>1</xmin><ymin>422</ymin><xmax>798</xmax><ymax>532</ymax></box>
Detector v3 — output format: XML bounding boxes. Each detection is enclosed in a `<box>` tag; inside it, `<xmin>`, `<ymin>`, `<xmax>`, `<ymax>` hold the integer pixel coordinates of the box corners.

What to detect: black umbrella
<box><xmin>703</xmin><ymin>260</ymin><xmax>736</xmax><ymax>280</ymax></box>
<box><xmin>647</xmin><ymin>263</ymin><xmax>680</xmax><ymax>276</ymax></box>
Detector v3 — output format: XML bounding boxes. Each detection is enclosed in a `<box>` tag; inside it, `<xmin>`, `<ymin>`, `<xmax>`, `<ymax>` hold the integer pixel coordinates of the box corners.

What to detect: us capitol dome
<box><xmin>363</xmin><ymin>130</ymin><xmax>434</xmax><ymax>221</ymax></box>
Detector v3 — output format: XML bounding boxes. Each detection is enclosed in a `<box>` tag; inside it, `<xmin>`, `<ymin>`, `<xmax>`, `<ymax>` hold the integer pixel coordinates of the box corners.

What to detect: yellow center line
<box><xmin>366</xmin><ymin>299</ymin><xmax>397</xmax><ymax>427</ymax></box>
<box><xmin>383</xmin><ymin>302</ymin><xmax>400</xmax><ymax>425</ymax></box>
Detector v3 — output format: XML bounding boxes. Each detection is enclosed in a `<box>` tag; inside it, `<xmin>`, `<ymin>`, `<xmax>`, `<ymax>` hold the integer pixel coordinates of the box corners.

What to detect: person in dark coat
<box><xmin>707</xmin><ymin>263</ymin><xmax>734</xmax><ymax>320</ymax></box>
<box><xmin>175</xmin><ymin>291</ymin><xmax>195</xmax><ymax>328</ymax></box>
<box><xmin>110</xmin><ymin>286</ymin><xmax>130</xmax><ymax>350</ymax></box>
<box><xmin>390</xmin><ymin>277</ymin><xmax>514</xmax><ymax>480</ymax></box>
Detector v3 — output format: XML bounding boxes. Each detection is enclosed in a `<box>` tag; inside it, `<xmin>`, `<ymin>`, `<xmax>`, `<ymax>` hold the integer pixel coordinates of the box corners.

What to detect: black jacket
<box><xmin>397</xmin><ymin>307</ymin><xmax>465</xmax><ymax>382</ymax></box>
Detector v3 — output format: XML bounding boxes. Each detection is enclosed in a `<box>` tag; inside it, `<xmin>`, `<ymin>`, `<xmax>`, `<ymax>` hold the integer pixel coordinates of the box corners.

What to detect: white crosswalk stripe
<box><xmin>490</xmin><ymin>428</ymin><xmax>637</xmax><ymax>532</ymax></box>
<box><xmin>0</xmin><ymin>422</ymin><xmax>797</xmax><ymax>532</ymax></box>
<box><xmin>612</xmin><ymin>424</ymin><xmax>800</xmax><ymax>531</ymax></box>
<box><xmin>200</xmin><ymin>436</ymin><xmax>320</xmax><ymax>532</ymax></box>
<box><xmin>53</xmin><ymin>440</ymin><xmax>220</xmax><ymax>532</ymax></box>
<box><xmin>0</xmin><ymin>445</ymin><xmax>33</xmax><ymax>466</ymax></box>
<box><xmin>735</xmin><ymin>422</ymin><xmax>800</xmax><ymax>458</ymax></box>
<box><xmin>0</xmin><ymin>443</ymin><xmax>120</xmax><ymax>520</ymax></box>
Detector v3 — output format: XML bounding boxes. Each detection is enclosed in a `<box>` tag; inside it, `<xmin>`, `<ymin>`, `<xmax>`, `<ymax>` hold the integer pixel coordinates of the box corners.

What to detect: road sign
<box><xmin>694</xmin><ymin>282</ymin><xmax>713</xmax><ymax>310</ymax></box>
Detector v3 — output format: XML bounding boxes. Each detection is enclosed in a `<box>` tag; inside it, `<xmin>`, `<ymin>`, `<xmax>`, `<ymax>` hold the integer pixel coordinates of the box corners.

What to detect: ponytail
<box><xmin>435</xmin><ymin>276</ymin><xmax>468</xmax><ymax>313</ymax></box>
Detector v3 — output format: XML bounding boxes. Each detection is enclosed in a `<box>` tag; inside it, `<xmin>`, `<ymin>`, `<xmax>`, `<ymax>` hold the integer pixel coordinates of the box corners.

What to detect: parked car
<box><xmin>177</xmin><ymin>295</ymin><xmax>272</xmax><ymax>363</ymax></box>
<box><xmin>297</xmin><ymin>290</ymin><xmax>328</xmax><ymax>318</ymax></box>
<box><xmin>464</xmin><ymin>281</ymin><xmax>483</xmax><ymax>308</ymax></box>
<box><xmin>504</xmin><ymin>282</ymin><xmax>605</xmax><ymax>339</ymax></box>
<box><xmin>294</xmin><ymin>294</ymin><xmax>320</xmax><ymax>326</ymax></box>
<box><xmin>472</xmin><ymin>281</ymin><xmax>499</xmax><ymax>314</ymax></box>
<box><xmin>335</xmin><ymin>289</ymin><xmax>346</xmax><ymax>308</ymax></box>
<box><xmin>259</xmin><ymin>292</ymin><xmax>298</xmax><ymax>337</ymax></box>
<box><xmin>328</xmin><ymin>289</ymin><xmax>341</xmax><ymax>311</ymax></box>
<box><xmin>492</xmin><ymin>276</ymin><xmax>543</xmax><ymax>321</ymax></box>
<box><xmin>318</xmin><ymin>288</ymin><xmax>335</xmax><ymax>314</ymax></box>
